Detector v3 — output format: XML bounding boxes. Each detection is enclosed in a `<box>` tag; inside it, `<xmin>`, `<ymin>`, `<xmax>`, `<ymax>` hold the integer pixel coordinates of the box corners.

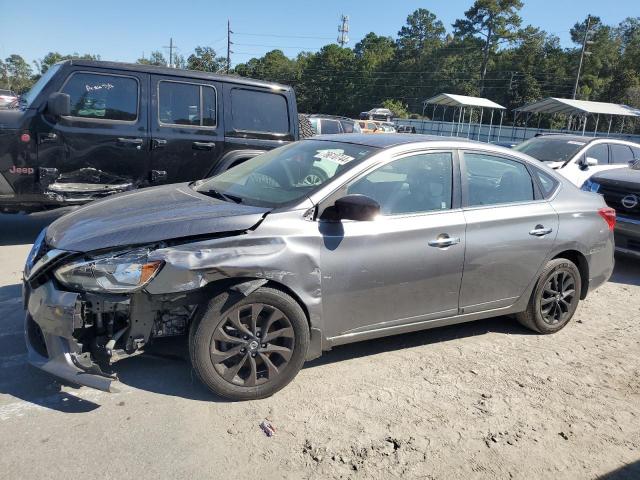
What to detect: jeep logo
<box><xmin>9</xmin><ymin>165</ymin><xmax>35</xmax><ymax>175</ymax></box>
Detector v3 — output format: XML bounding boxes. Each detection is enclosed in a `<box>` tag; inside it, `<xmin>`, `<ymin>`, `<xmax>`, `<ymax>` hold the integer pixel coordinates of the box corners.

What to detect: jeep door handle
<box><xmin>117</xmin><ymin>137</ymin><xmax>144</xmax><ymax>147</ymax></box>
<box><xmin>152</xmin><ymin>138</ymin><xmax>167</xmax><ymax>149</ymax></box>
<box><xmin>192</xmin><ymin>141</ymin><xmax>216</xmax><ymax>150</ymax></box>
<box><xmin>428</xmin><ymin>235</ymin><xmax>460</xmax><ymax>248</ymax></box>
<box><xmin>529</xmin><ymin>226</ymin><xmax>553</xmax><ymax>236</ymax></box>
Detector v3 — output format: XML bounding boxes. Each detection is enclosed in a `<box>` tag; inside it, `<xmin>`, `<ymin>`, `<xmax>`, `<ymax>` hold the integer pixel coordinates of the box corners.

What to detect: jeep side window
<box><xmin>158</xmin><ymin>81</ymin><xmax>216</xmax><ymax>127</ymax></box>
<box><xmin>230</xmin><ymin>89</ymin><xmax>289</xmax><ymax>134</ymax></box>
<box><xmin>61</xmin><ymin>72</ymin><xmax>138</xmax><ymax>121</ymax></box>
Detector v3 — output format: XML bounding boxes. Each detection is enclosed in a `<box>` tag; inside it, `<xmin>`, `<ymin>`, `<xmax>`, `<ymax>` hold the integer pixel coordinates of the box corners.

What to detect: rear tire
<box><xmin>298</xmin><ymin>114</ymin><xmax>315</xmax><ymax>138</ymax></box>
<box><xmin>516</xmin><ymin>258</ymin><xmax>582</xmax><ymax>334</ymax></box>
<box><xmin>189</xmin><ymin>287</ymin><xmax>309</xmax><ymax>400</ymax></box>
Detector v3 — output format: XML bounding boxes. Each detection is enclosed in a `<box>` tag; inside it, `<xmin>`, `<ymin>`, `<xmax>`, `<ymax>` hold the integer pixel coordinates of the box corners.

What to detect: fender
<box><xmin>207</xmin><ymin>149</ymin><xmax>268</xmax><ymax>177</ymax></box>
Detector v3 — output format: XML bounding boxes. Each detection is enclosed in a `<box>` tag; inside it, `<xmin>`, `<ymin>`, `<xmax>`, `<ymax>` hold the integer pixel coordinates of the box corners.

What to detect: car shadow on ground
<box><xmin>0</xmin><ymin>208</ymin><xmax>73</xmax><ymax>246</ymax></box>
<box><xmin>609</xmin><ymin>254</ymin><xmax>640</xmax><ymax>287</ymax></box>
<box><xmin>598</xmin><ymin>459</ymin><xmax>640</xmax><ymax>480</ymax></box>
<box><xmin>113</xmin><ymin>315</ymin><xmax>533</xmax><ymax>402</ymax></box>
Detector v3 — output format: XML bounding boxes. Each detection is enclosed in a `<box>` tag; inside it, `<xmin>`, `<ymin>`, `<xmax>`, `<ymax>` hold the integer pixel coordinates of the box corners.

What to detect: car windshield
<box><xmin>20</xmin><ymin>64</ymin><xmax>62</xmax><ymax>108</ymax></box>
<box><xmin>513</xmin><ymin>137</ymin><xmax>586</xmax><ymax>162</ymax></box>
<box><xmin>194</xmin><ymin>140</ymin><xmax>378</xmax><ymax>207</ymax></box>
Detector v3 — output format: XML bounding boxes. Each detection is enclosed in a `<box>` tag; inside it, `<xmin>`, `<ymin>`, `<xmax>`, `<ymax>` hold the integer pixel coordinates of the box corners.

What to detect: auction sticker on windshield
<box><xmin>314</xmin><ymin>149</ymin><xmax>355</xmax><ymax>165</ymax></box>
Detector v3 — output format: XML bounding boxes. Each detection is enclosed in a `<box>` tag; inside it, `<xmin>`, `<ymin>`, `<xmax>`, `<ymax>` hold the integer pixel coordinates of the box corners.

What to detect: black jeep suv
<box><xmin>0</xmin><ymin>60</ymin><xmax>301</xmax><ymax>212</ymax></box>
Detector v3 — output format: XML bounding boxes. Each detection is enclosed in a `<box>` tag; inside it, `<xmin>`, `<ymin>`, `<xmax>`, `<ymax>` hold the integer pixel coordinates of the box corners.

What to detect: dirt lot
<box><xmin>1</xmin><ymin>212</ymin><xmax>639</xmax><ymax>480</ymax></box>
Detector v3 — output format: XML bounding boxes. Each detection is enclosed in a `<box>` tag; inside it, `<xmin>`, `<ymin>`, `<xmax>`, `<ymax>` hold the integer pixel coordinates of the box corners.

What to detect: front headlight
<box><xmin>581</xmin><ymin>179</ymin><xmax>601</xmax><ymax>193</ymax></box>
<box><xmin>54</xmin><ymin>248</ymin><xmax>163</xmax><ymax>293</ymax></box>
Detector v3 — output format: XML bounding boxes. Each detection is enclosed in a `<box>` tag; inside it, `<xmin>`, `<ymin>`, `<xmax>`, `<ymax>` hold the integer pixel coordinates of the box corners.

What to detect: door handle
<box><xmin>428</xmin><ymin>235</ymin><xmax>461</xmax><ymax>248</ymax></box>
<box><xmin>529</xmin><ymin>225</ymin><xmax>553</xmax><ymax>237</ymax></box>
<box><xmin>117</xmin><ymin>138</ymin><xmax>144</xmax><ymax>149</ymax></box>
<box><xmin>192</xmin><ymin>141</ymin><xmax>216</xmax><ymax>150</ymax></box>
<box><xmin>152</xmin><ymin>138</ymin><xmax>167</xmax><ymax>149</ymax></box>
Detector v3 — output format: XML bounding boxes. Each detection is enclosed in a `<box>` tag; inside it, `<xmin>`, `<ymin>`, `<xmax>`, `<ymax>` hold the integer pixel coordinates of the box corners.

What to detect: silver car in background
<box><xmin>23</xmin><ymin>134</ymin><xmax>615</xmax><ymax>401</ymax></box>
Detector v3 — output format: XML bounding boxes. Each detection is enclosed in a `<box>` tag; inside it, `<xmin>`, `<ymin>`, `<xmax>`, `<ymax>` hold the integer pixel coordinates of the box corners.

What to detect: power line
<box><xmin>234</xmin><ymin>32</ymin><xmax>335</xmax><ymax>40</ymax></box>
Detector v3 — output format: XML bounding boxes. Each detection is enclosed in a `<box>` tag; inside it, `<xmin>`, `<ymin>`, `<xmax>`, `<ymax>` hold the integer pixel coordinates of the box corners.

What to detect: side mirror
<box><xmin>584</xmin><ymin>156</ymin><xmax>598</xmax><ymax>167</ymax></box>
<box><xmin>47</xmin><ymin>92</ymin><xmax>70</xmax><ymax>117</ymax></box>
<box><xmin>333</xmin><ymin>194</ymin><xmax>380</xmax><ymax>221</ymax></box>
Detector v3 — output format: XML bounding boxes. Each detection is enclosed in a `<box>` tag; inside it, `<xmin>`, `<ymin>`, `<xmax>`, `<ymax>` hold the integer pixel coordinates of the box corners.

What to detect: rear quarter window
<box><xmin>531</xmin><ymin>168</ymin><xmax>560</xmax><ymax>199</ymax></box>
<box><xmin>230</xmin><ymin>88</ymin><xmax>289</xmax><ymax>134</ymax></box>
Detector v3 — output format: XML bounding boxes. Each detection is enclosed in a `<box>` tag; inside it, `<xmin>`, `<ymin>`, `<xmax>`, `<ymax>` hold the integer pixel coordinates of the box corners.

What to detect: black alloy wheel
<box><xmin>211</xmin><ymin>303</ymin><xmax>294</xmax><ymax>387</ymax></box>
<box><xmin>539</xmin><ymin>269</ymin><xmax>577</xmax><ymax>325</ymax></box>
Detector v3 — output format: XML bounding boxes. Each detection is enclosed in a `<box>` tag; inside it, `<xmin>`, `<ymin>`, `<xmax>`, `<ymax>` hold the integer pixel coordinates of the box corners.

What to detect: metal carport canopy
<box><xmin>515</xmin><ymin>97</ymin><xmax>639</xmax><ymax>117</ymax></box>
<box><xmin>423</xmin><ymin>93</ymin><xmax>506</xmax><ymax>110</ymax></box>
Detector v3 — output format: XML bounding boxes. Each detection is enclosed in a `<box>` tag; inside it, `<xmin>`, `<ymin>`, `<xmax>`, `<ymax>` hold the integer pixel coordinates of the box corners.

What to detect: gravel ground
<box><xmin>0</xmin><ymin>212</ymin><xmax>639</xmax><ymax>480</ymax></box>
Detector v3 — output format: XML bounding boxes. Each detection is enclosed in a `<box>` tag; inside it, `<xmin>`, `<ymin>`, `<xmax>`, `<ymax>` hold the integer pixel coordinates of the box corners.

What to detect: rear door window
<box><xmin>62</xmin><ymin>72</ymin><xmax>138</xmax><ymax>121</ymax></box>
<box><xmin>463</xmin><ymin>152</ymin><xmax>534</xmax><ymax>207</ymax></box>
<box><xmin>230</xmin><ymin>88</ymin><xmax>289</xmax><ymax>134</ymax></box>
<box><xmin>609</xmin><ymin>144</ymin><xmax>635</xmax><ymax>165</ymax></box>
<box><xmin>340</xmin><ymin>120</ymin><xmax>355</xmax><ymax>133</ymax></box>
<box><xmin>158</xmin><ymin>81</ymin><xmax>216</xmax><ymax>127</ymax></box>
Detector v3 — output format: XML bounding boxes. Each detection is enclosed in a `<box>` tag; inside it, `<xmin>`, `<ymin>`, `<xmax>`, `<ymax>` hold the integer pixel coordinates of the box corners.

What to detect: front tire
<box><xmin>189</xmin><ymin>287</ymin><xmax>309</xmax><ymax>400</ymax></box>
<box><xmin>516</xmin><ymin>258</ymin><xmax>582</xmax><ymax>334</ymax></box>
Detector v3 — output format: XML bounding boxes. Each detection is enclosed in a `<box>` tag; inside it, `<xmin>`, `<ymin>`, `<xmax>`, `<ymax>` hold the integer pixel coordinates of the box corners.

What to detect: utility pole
<box><xmin>572</xmin><ymin>15</ymin><xmax>594</xmax><ymax>100</ymax></box>
<box><xmin>163</xmin><ymin>38</ymin><xmax>178</xmax><ymax>67</ymax></box>
<box><xmin>226</xmin><ymin>19</ymin><xmax>233</xmax><ymax>74</ymax></box>
<box><xmin>337</xmin><ymin>14</ymin><xmax>349</xmax><ymax>47</ymax></box>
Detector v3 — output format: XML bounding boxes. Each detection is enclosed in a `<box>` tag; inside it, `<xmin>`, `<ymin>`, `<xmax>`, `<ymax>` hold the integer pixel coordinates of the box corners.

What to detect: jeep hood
<box><xmin>46</xmin><ymin>183</ymin><xmax>270</xmax><ymax>252</ymax></box>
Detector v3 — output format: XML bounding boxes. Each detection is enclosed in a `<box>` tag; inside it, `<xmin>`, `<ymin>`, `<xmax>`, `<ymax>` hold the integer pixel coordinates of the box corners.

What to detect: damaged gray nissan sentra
<box><xmin>23</xmin><ymin>134</ymin><xmax>615</xmax><ymax>400</ymax></box>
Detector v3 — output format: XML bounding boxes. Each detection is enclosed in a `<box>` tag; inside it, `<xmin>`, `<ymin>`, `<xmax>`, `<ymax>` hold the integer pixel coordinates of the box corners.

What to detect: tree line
<box><xmin>1</xmin><ymin>1</ymin><xmax>639</xmax><ymax>132</ymax></box>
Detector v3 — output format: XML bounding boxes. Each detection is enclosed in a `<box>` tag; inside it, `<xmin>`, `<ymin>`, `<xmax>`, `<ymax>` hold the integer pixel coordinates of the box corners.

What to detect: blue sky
<box><xmin>1</xmin><ymin>0</ymin><xmax>637</xmax><ymax>68</ymax></box>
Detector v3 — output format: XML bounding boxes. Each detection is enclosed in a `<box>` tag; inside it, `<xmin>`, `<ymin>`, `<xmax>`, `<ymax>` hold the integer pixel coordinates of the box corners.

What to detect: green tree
<box><xmin>381</xmin><ymin>99</ymin><xmax>409</xmax><ymax>118</ymax></box>
<box><xmin>136</xmin><ymin>51</ymin><xmax>167</xmax><ymax>66</ymax></box>
<box><xmin>35</xmin><ymin>52</ymin><xmax>100</xmax><ymax>75</ymax></box>
<box><xmin>453</xmin><ymin>0</ymin><xmax>523</xmax><ymax>93</ymax></box>
<box><xmin>4</xmin><ymin>54</ymin><xmax>33</xmax><ymax>93</ymax></box>
<box><xmin>187</xmin><ymin>46</ymin><xmax>225</xmax><ymax>72</ymax></box>
<box><xmin>397</xmin><ymin>9</ymin><xmax>446</xmax><ymax>58</ymax></box>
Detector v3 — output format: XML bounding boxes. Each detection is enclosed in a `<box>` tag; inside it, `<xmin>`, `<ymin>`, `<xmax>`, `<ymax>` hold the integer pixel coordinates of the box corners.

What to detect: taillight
<box><xmin>598</xmin><ymin>207</ymin><xmax>616</xmax><ymax>231</ymax></box>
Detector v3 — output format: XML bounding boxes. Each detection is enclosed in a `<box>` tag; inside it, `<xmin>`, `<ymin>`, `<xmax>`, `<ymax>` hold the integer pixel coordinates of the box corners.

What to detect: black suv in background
<box><xmin>583</xmin><ymin>161</ymin><xmax>640</xmax><ymax>258</ymax></box>
<box><xmin>0</xmin><ymin>60</ymin><xmax>300</xmax><ymax>212</ymax></box>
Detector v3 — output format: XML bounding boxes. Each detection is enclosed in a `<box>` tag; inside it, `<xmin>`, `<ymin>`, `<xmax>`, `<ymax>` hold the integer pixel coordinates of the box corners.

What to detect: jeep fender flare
<box><xmin>206</xmin><ymin>149</ymin><xmax>267</xmax><ymax>177</ymax></box>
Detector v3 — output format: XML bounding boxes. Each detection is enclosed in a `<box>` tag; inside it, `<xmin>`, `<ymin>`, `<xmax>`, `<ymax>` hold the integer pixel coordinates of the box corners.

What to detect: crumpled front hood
<box><xmin>0</xmin><ymin>108</ymin><xmax>24</xmax><ymax>131</ymax></box>
<box><xmin>46</xmin><ymin>183</ymin><xmax>270</xmax><ymax>252</ymax></box>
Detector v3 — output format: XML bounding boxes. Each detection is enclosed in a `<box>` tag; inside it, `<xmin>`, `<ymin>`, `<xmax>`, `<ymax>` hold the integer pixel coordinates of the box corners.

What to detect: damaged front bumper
<box><xmin>24</xmin><ymin>281</ymin><xmax>118</xmax><ymax>392</ymax></box>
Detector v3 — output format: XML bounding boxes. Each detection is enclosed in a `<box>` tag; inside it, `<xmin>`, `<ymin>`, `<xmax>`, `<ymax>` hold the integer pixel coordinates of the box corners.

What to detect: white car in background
<box><xmin>513</xmin><ymin>134</ymin><xmax>640</xmax><ymax>187</ymax></box>
<box><xmin>0</xmin><ymin>89</ymin><xmax>18</xmax><ymax>109</ymax></box>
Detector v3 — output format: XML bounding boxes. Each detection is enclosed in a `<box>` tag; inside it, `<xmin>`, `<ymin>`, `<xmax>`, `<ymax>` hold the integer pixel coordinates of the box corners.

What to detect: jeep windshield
<box><xmin>195</xmin><ymin>140</ymin><xmax>378</xmax><ymax>207</ymax></box>
<box><xmin>20</xmin><ymin>63</ymin><xmax>62</xmax><ymax>108</ymax></box>
<box><xmin>513</xmin><ymin>136</ymin><xmax>586</xmax><ymax>162</ymax></box>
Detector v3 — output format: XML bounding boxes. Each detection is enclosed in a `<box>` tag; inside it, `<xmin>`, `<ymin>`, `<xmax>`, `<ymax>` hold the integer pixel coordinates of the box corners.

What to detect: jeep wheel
<box><xmin>516</xmin><ymin>258</ymin><xmax>582</xmax><ymax>334</ymax></box>
<box><xmin>298</xmin><ymin>114</ymin><xmax>315</xmax><ymax>138</ymax></box>
<box><xmin>189</xmin><ymin>287</ymin><xmax>309</xmax><ymax>400</ymax></box>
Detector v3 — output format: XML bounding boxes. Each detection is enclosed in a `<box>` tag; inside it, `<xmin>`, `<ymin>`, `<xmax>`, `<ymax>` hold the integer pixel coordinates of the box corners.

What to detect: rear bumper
<box><xmin>24</xmin><ymin>281</ymin><xmax>116</xmax><ymax>392</ymax></box>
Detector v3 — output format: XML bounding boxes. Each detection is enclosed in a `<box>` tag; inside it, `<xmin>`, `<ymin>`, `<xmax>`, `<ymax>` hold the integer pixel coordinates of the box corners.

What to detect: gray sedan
<box><xmin>23</xmin><ymin>134</ymin><xmax>615</xmax><ymax>400</ymax></box>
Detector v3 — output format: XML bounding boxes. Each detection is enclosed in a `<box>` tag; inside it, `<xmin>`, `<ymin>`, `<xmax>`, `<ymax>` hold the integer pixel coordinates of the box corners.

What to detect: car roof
<box><xmin>59</xmin><ymin>60</ymin><xmax>292</xmax><ymax>91</ymax></box>
<box><xmin>309</xmin><ymin>133</ymin><xmax>482</xmax><ymax>148</ymax></box>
